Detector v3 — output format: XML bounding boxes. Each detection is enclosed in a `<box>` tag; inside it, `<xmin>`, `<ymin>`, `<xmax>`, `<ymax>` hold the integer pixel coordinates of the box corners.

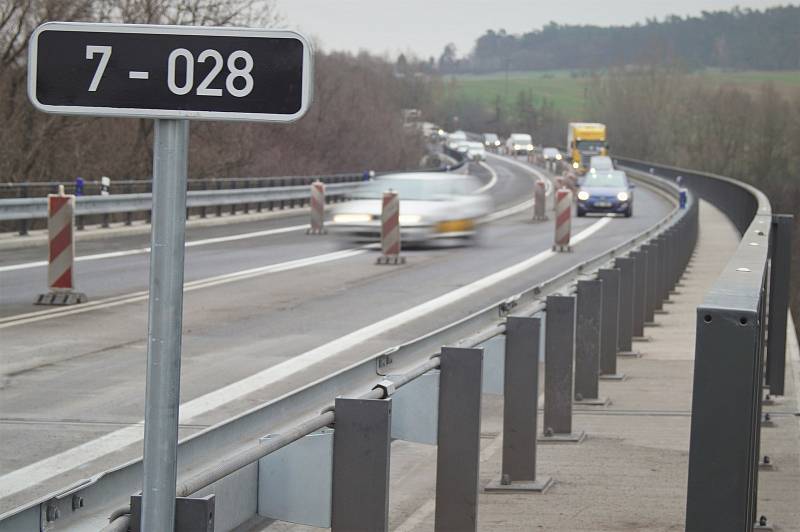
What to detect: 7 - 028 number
<box><xmin>85</xmin><ymin>45</ymin><xmax>254</xmax><ymax>97</ymax></box>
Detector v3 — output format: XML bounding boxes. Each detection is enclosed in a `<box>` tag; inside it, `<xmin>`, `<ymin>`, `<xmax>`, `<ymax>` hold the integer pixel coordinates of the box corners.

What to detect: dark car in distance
<box><xmin>576</xmin><ymin>169</ymin><xmax>634</xmax><ymax>217</ymax></box>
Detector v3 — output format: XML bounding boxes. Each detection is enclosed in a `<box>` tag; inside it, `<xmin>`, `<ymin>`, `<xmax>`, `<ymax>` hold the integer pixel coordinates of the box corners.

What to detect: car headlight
<box><xmin>513</xmin><ymin>144</ymin><xmax>521</xmax><ymax>150</ymax></box>
<box><xmin>399</xmin><ymin>214</ymin><xmax>423</xmax><ymax>224</ymax></box>
<box><xmin>577</xmin><ymin>191</ymin><xmax>590</xmax><ymax>201</ymax></box>
<box><xmin>527</xmin><ymin>144</ymin><xmax>534</xmax><ymax>150</ymax></box>
<box><xmin>494</xmin><ymin>141</ymin><xmax>500</xmax><ymax>146</ymax></box>
<box><xmin>617</xmin><ymin>191</ymin><xmax>629</xmax><ymax>202</ymax></box>
<box><xmin>572</xmin><ymin>162</ymin><xmax>580</xmax><ymax>169</ymax></box>
<box><xmin>556</xmin><ymin>153</ymin><xmax>562</xmax><ymax>160</ymax></box>
<box><xmin>333</xmin><ymin>213</ymin><xmax>372</xmax><ymax>223</ymax></box>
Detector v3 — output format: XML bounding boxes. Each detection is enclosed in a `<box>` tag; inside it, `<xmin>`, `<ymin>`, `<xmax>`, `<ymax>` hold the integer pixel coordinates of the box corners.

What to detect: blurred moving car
<box><xmin>331</xmin><ymin>172</ymin><xmax>493</xmax><ymax>244</ymax></box>
<box><xmin>589</xmin><ymin>155</ymin><xmax>614</xmax><ymax>171</ymax></box>
<box><xmin>466</xmin><ymin>141</ymin><xmax>487</xmax><ymax>161</ymax></box>
<box><xmin>446</xmin><ymin>130</ymin><xmax>468</xmax><ymax>150</ymax></box>
<box><xmin>542</xmin><ymin>147</ymin><xmax>563</xmax><ymax>161</ymax></box>
<box><xmin>576</xmin><ymin>169</ymin><xmax>634</xmax><ymax>217</ymax></box>
<box><xmin>506</xmin><ymin>133</ymin><xmax>534</xmax><ymax>156</ymax></box>
<box><xmin>483</xmin><ymin>133</ymin><xmax>501</xmax><ymax>151</ymax></box>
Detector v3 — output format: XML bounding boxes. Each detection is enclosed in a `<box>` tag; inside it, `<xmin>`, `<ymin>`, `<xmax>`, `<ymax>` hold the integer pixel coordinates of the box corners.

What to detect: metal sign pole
<box><xmin>142</xmin><ymin>118</ymin><xmax>189</xmax><ymax>531</ymax></box>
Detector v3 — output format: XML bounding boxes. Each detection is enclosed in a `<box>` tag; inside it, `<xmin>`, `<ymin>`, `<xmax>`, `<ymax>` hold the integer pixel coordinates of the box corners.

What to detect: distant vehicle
<box><xmin>589</xmin><ymin>155</ymin><xmax>613</xmax><ymax>171</ymax></box>
<box><xmin>567</xmin><ymin>122</ymin><xmax>608</xmax><ymax>173</ymax></box>
<box><xmin>483</xmin><ymin>133</ymin><xmax>501</xmax><ymax>151</ymax></box>
<box><xmin>453</xmin><ymin>139</ymin><xmax>471</xmax><ymax>154</ymax></box>
<box><xmin>506</xmin><ymin>133</ymin><xmax>534</xmax><ymax>156</ymax></box>
<box><xmin>466</xmin><ymin>141</ymin><xmax>487</xmax><ymax>161</ymax></box>
<box><xmin>446</xmin><ymin>130</ymin><xmax>468</xmax><ymax>150</ymax></box>
<box><xmin>331</xmin><ymin>172</ymin><xmax>493</xmax><ymax>244</ymax></box>
<box><xmin>576</xmin><ymin>169</ymin><xmax>634</xmax><ymax>217</ymax></box>
<box><xmin>542</xmin><ymin>147</ymin><xmax>562</xmax><ymax>161</ymax></box>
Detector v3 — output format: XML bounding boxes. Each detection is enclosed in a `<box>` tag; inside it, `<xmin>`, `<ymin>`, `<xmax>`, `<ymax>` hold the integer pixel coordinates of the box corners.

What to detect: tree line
<box><xmin>439</xmin><ymin>5</ymin><xmax>800</xmax><ymax>73</ymax></box>
<box><xmin>0</xmin><ymin>0</ymin><xmax>424</xmax><ymax>185</ymax></box>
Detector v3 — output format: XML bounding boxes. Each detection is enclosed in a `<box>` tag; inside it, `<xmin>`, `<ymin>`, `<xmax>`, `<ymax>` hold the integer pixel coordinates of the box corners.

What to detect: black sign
<box><xmin>28</xmin><ymin>23</ymin><xmax>313</xmax><ymax>122</ymax></box>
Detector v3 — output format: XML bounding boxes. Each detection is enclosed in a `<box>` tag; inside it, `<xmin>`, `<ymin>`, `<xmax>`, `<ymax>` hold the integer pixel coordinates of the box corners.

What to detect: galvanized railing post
<box><xmin>630</xmin><ymin>249</ymin><xmax>648</xmax><ymax>339</ymax></box>
<box><xmin>215</xmin><ymin>181</ymin><xmax>223</xmax><ymax>217</ymax></box>
<box><xmin>229</xmin><ymin>180</ymin><xmax>237</xmax><ymax>216</ymax></box>
<box><xmin>614</xmin><ymin>257</ymin><xmax>639</xmax><ymax>357</ymax></box>
<box><xmin>597</xmin><ymin>268</ymin><xmax>624</xmax><ymax>379</ymax></box>
<box><xmin>18</xmin><ymin>184</ymin><xmax>29</xmax><ymax>236</ymax></box>
<box><xmin>643</xmin><ymin>242</ymin><xmax>658</xmax><ymax>323</ymax></box>
<box><xmin>435</xmin><ymin>346</ymin><xmax>484</xmax><ymax>531</ymax></box>
<box><xmin>765</xmin><ymin>214</ymin><xmax>793</xmax><ymax>396</ymax></box>
<box><xmin>486</xmin><ymin>317</ymin><xmax>552</xmax><ymax>492</ymax></box>
<box><xmin>331</xmin><ymin>397</ymin><xmax>392</xmax><ymax>532</ymax></box>
<box><xmin>541</xmin><ymin>295</ymin><xmax>584</xmax><ymax>442</ymax></box>
<box><xmin>574</xmin><ymin>279</ymin><xmax>605</xmax><ymax>404</ymax></box>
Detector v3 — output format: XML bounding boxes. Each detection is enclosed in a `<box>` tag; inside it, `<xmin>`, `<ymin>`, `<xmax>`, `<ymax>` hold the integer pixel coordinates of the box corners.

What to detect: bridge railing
<box><xmin>0</xmin><ymin>164</ymin><xmax>697</xmax><ymax>531</ymax></box>
<box><xmin>615</xmin><ymin>157</ymin><xmax>793</xmax><ymax>532</ymax></box>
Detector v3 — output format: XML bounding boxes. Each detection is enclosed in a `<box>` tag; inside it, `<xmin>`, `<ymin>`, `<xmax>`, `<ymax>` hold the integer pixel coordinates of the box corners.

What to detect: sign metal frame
<box><xmin>27</xmin><ymin>22</ymin><xmax>314</xmax><ymax>122</ymax></box>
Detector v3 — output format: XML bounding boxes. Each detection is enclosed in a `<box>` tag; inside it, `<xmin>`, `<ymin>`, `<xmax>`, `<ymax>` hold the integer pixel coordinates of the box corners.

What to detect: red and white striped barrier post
<box><xmin>377</xmin><ymin>190</ymin><xmax>405</xmax><ymax>265</ymax></box>
<box><xmin>36</xmin><ymin>186</ymin><xmax>87</xmax><ymax>305</ymax></box>
<box><xmin>533</xmin><ymin>179</ymin><xmax>548</xmax><ymax>221</ymax></box>
<box><xmin>307</xmin><ymin>180</ymin><xmax>326</xmax><ymax>234</ymax></box>
<box><xmin>553</xmin><ymin>188</ymin><xmax>572</xmax><ymax>252</ymax></box>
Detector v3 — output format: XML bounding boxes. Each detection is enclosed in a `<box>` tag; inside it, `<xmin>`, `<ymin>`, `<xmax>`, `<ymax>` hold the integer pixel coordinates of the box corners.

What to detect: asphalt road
<box><xmin>0</xmin><ymin>155</ymin><xmax>672</xmax><ymax>514</ymax></box>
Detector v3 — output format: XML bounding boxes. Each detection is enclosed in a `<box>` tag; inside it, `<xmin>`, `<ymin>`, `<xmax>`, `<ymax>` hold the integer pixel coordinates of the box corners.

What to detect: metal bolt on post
<box><xmin>141</xmin><ymin>119</ymin><xmax>189</xmax><ymax>532</ymax></box>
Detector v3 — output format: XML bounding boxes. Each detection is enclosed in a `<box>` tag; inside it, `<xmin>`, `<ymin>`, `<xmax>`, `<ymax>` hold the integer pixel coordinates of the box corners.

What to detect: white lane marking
<box><xmin>475</xmin><ymin>162</ymin><xmax>498</xmax><ymax>193</ymax></box>
<box><xmin>0</xmin><ymin>248</ymin><xmax>366</xmax><ymax>328</ymax></box>
<box><xmin>0</xmin><ymin>225</ymin><xmax>308</xmax><ymax>273</ymax></box>
<box><xmin>0</xmin><ymin>217</ymin><xmax>611</xmax><ymax>499</ymax></box>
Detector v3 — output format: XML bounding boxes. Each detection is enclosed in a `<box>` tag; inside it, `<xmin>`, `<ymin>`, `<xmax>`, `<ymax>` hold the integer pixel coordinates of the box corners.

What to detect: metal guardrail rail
<box><xmin>614</xmin><ymin>157</ymin><xmax>793</xmax><ymax>532</ymax></box>
<box><xmin>0</xmin><ymin>163</ymin><xmax>696</xmax><ymax>531</ymax></box>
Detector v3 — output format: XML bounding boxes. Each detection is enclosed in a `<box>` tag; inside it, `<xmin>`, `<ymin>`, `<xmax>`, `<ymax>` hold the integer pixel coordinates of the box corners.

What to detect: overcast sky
<box><xmin>274</xmin><ymin>0</ymin><xmax>787</xmax><ymax>59</ymax></box>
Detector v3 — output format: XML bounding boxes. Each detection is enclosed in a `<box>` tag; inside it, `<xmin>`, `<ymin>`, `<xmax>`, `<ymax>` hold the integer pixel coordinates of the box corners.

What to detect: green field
<box><xmin>448</xmin><ymin>69</ymin><xmax>800</xmax><ymax>119</ymax></box>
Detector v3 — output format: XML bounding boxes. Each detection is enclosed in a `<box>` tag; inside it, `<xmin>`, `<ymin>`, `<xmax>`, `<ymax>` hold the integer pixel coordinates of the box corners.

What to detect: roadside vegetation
<box><xmin>0</xmin><ymin>1</ymin><xmax>424</xmax><ymax>185</ymax></box>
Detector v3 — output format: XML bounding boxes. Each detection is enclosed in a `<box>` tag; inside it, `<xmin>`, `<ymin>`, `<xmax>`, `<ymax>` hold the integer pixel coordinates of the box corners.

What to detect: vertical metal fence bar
<box><xmin>643</xmin><ymin>242</ymin><xmax>658</xmax><ymax>322</ymax></box>
<box><xmin>765</xmin><ymin>214</ymin><xmax>793</xmax><ymax>395</ymax></box>
<box><xmin>486</xmin><ymin>316</ymin><xmax>552</xmax><ymax>492</ymax></box>
<box><xmin>686</xmin><ymin>305</ymin><xmax>762</xmax><ymax>531</ymax></box>
<box><xmin>630</xmin><ymin>249</ymin><xmax>647</xmax><ymax>338</ymax></box>
<box><xmin>435</xmin><ymin>347</ymin><xmax>484</xmax><ymax>531</ymax></box>
<box><xmin>574</xmin><ymin>280</ymin><xmax>603</xmax><ymax>402</ymax></box>
<box><xmin>597</xmin><ymin>268</ymin><xmax>623</xmax><ymax>379</ymax></box>
<box><xmin>331</xmin><ymin>397</ymin><xmax>392</xmax><ymax>532</ymax></box>
<box><xmin>542</xmin><ymin>295</ymin><xmax>583</xmax><ymax>441</ymax></box>
<box><xmin>614</xmin><ymin>257</ymin><xmax>636</xmax><ymax>355</ymax></box>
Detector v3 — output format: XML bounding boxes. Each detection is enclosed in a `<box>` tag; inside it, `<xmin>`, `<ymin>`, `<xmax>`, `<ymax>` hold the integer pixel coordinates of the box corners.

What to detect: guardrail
<box><xmin>615</xmin><ymin>157</ymin><xmax>793</xmax><ymax>532</ymax></box>
<box><xmin>0</xmin><ymin>163</ymin><xmax>696</xmax><ymax>531</ymax></box>
<box><xmin>0</xmin><ymin>149</ymin><xmax>468</xmax><ymax>236</ymax></box>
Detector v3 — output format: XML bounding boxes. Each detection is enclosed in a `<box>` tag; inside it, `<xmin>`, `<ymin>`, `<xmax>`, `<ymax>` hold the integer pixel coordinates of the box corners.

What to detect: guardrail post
<box><xmin>614</xmin><ymin>257</ymin><xmax>639</xmax><ymax>357</ymax></box>
<box><xmin>642</xmin><ymin>242</ymin><xmax>658</xmax><ymax>323</ymax></box>
<box><xmin>597</xmin><ymin>268</ymin><xmax>625</xmax><ymax>380</ymax></box>
<box><xmin>541</xmin><ymin>295</ymin><xmax>584</xmax><ymax>442</ymax></box>
<box><xmin>686</xmin><ymin>304</ymin><xmax>764</xmax><ymax>531</ymax></box>
<box><xmin>199</xmin><ymin>181</ymin><xmax>207</xmax><ymax>218</ymax></box>
<box><xmin>124</xmin><ymin>184</ymin><xmax>133</xmax><ymax>226</ymax></box>
<box><xmin>630</xmin><ymin>249</ymin><xmax>647</xmax><ymax>339</ymax></box>
<box><xmin>229</xmin><ymin>180</ymin><xmax>237</xmax><ymax>216</ymax></box>
<box><xmin>486</xmin><ymin>317</ymin><xmax>553</xmax><ymax>492</ymax></box>
<box><xmin>18</xmin><ymin>184</ymin><xmax>29</xmax><ymax>236</ymax></box>
<box><xmin>256</xmin><ymin>179</ymin><xmax>263</xmax><ymax>213</ymax></box>
<box><xmin>435</xmin><ymin>346</ymin><xmax>483</xmax><ymax>531</ymax></box>
<box><xmin>654</xmin><ymin>236</ymin><xmax>666</xmax><ymax>311</ymax></box>
<box><xmin>331</xmin><ymin>397</ymin><xmax>392</xmax><ymax>532</ymax></box>
<box><xmin>765</xmin><ymin>214</ymin><xmax>793</xmax><ymax>396</ymax></box>
<box><xmin>574</xmin><ymin>279</ymin><xmax>607</xmax><ymax>405</ymax></box>
<box><xmin>216</xmin><ymin>181</ymin><xmax>223</xmax><ymax>217</ymax></box>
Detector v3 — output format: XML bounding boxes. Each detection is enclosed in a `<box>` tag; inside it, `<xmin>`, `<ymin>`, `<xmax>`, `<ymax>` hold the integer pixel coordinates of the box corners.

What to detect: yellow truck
<box><xmin>567</xmin><ymin>122</ymin><xmax>608</xmax><ymax>173</ymax></box>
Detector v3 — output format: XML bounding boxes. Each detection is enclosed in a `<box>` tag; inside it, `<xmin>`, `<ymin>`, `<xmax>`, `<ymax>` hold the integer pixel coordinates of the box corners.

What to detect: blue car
<box><xmin>576</xmin><ymin>170</ymin><xmax>634</xmax><ymax>217</ymax></box>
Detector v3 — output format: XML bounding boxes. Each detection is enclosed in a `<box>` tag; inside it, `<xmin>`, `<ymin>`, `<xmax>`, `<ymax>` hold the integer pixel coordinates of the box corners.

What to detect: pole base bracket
<box><xmin>35</xmin><ymin>292</ymin><xmax>87</xmax><ymax>306</ymax></box>
<box><xmin>376</xmin><ymin>255</ymin><xmax>405</xmax><ymax>265</ymax></box>
<box><xmin>538</xmin><ymin>430</ymin><xmax>586</xmax><ymax>444</ymax></box>
<box><xmin>485</xmin><ymin>476</ymin><xmax>553</xmax><ymax>493</ymax></box>
<box><xmin>574</xmin><ymin>396</ymin><xmax>611</xmax><ymax>408</ymax></box>
<box><xmin>599</xmin><ymin>373</ymin><xmax>627</xmax><ymax>381</ymax></box>
<box><xmin>618</xmin><ymin>350</ymin><xmax>642</xmax><ymax>358</ymax></box>
<box><xmin>130</xmin><ymin>493</ymin><xmax>214</xmax><ymax>532</ymax></box>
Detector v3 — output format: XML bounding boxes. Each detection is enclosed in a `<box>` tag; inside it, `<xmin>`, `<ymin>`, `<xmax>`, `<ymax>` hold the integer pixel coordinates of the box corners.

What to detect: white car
<box><xmin>446</xmin><ymin>130</ymin><xmax>468</xmax><ymax>150</ymax></box>
<box><xmin>331</xmin><ymin>172</ymin><xmax>493</xmax><ymax>244</ymax></box>
<box><xmin>506</xmin><ymin>133</ymin><xmax>534</xmax><ymax>155</ymax></box>
<box><xmin>542</xmin><ymin>147</ymin><xmax>563</xmax><ymax>161</ymax></box>
<box><xmin>466</xmin><ymin>141</ymin><xmax>487</xmax><ymax>161</ymax></box>
<box><xmin>589</xmin><ymin>155</ymin><xmax>614</xmax><ymax>171</ymax></box>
